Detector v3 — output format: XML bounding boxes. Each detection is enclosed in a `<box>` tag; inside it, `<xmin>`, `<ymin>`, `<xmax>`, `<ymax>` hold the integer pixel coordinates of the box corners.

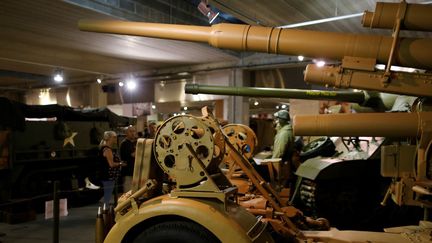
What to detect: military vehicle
<box><xmin>79</xmin><ymin>1</ymin><xmax>432</xmax><ymax>242</ymax></box>
<box><xmin>0</xmin><ymin>97</ymin><xmax>134</xmax><ymax>221</ymax></box>
<box><xmin>183</xmin><ymin>86</ymin><xmax>421</xmax><ymax>230</ymax></box>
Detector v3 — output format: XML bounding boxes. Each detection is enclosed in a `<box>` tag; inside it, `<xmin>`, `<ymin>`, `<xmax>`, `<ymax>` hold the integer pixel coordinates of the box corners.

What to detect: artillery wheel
<box><xmin>153</xmin><ymin>115</ymin><xmax>216</xmax><ymax>186</ymax></box>
<box><xmin>133</xmin><ymin>220</ymin><xmax>219</xmax><ymax>243</ymax></box>
<box><xmin>222</xmin><ymin>124</ymin><xmax>257</xmax><ymax>163</ymax></box>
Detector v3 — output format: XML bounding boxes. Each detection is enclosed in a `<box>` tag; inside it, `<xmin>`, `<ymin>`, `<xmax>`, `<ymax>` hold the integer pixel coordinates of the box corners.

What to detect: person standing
<box><xmin>144</xmin><ymin>121</ymin><xmax>157</xmax><ymax>139</ymax></box>
<box><xmin>99</xmin><ymin>131</ymin><xmax>124</xmax><ymax>205</ymax></box>
<box><xmin>119</xmin><ymin>126</ymin><xmax>137</xmax><ymax>192</ymax></box>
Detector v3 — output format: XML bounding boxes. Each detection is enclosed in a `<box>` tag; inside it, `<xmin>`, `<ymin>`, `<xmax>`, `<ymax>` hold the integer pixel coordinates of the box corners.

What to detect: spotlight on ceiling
<box><xmin>298</xmin><ymin>55</ymin><xmax>304</xmax><ymax>61</ymax></box>
<box><xmin>53</xmin><ymin>68</ymin><xmax>64</xmax><ymax>82</ymax></box>
<box><xmin>126</xmin><ymin>80</ymin><xmax>137</xmax><ymax>91</ymax></box>
<box><xmin>96</xmin><ymin>75</ymin><xmax>103</xmax><ymax>84</ymax></box>
<box><xmin>119</xmin><ymin>81</ymin><xmax>124</xmax><ymax>87</ymax></box>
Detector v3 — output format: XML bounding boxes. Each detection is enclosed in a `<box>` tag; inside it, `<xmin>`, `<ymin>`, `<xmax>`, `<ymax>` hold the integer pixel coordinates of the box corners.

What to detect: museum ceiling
<box><xmin>0</xmin><ymin>0</ymin><xmax>431</xmax><ymax>90</ymax></box>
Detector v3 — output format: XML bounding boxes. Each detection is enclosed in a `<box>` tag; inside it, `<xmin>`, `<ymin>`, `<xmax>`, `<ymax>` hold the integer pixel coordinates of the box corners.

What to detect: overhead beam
<box><xmin>63</xmin><ymin>0</ymin><xmax>208</xmax><ymax>25</ymax></box>
<box><xmin>208</xmin><ymin>0</ymin><xmax>262</xmax><ymax>25</ymax></box>
<box><xmin>0</xmin><ymin>37</ymin><xmax>156</xmax><ymax>76</ymax></box>
<box><xmin>151</xmin><ymin>54</ymin><xmax>310</xmax><ymax>76</ymax></box>
<box><xmin>0</xmin><ymin>70</ymin><xmax>50</xmax><ymax>82</ymax></box>
<box><xmin>64</xmin><ymin>0</ymin><xmax>238</xmax><ymax>58</ymax></box>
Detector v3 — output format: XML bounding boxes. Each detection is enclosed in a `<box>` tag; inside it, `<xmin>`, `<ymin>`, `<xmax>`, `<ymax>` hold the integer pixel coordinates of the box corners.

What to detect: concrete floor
<box><xmin>0</xmin><ymin>203</ymin><xmax>98</xmax><ymax>243</ymax></box>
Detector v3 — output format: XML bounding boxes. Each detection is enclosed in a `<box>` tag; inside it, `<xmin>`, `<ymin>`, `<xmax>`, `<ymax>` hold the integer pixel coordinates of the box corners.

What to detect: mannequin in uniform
<box><xmin>272</xmin><ymin>110</ymin><xmax>294</xmax><ymax>160</ymax></box>
<box><xmin>272</xmin><ymin>110</ymin><xmax>296</xmax><ymax>188</ymax></box>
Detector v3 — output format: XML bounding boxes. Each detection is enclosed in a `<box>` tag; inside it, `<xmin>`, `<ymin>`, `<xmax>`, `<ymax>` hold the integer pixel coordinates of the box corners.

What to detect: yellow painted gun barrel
<box><xmin>293</xmin><ymin>112</ymin><xmax>432</xmax><ymax>137</ymax></box>
<box><xmin>78</xmin><ymin>20</ymin><xmax>432</xmax><ymax>70</ymax></box>
<box><xmin>363</xmin><ymin>2</ymin><xmax>432</xmax><ymax>31</ymax></box>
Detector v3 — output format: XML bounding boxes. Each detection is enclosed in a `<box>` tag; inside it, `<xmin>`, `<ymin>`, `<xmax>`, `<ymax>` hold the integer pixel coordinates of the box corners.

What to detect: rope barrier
<box><xmin>0</xmin><ymin>182</ymin><xmax>124</xmax><ymax>208</ymax></box>
<box><xmin>0</xmin><ymin>178</ymin><xmax>124</xmax><ymax>243</ymax></box>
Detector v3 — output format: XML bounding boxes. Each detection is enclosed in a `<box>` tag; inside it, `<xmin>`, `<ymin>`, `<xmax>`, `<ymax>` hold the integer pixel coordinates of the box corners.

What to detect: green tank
<box><xmin>0</xmin><ymin>97</ymin><xmax>135</xmax><ymax>222</ymax></box>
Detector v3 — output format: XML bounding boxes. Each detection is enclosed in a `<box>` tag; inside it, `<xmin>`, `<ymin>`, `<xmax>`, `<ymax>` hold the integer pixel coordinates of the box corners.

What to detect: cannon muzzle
<box><xmin>293</xmin><ymin>112</ymin><xmax>432</xmax><ymax>137</ymax></box>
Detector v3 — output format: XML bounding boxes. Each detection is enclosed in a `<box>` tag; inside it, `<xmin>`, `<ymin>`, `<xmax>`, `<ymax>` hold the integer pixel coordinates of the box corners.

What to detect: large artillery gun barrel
<box><xmin>293</xmin><ymin>112</ymin><xmax>432</xmax><ymax>137</ymax></box>
<box><xmin>304</xmin><ymin>63</ymin><xmax>432</xmax><ymax>98</ymax></box>
<box><xmin>362</xmin><ymin>2</ymin><xmax>432</xmax><ymax>31</ymax></box>
<box><xmin>185</xmin><ymin>84</ymin><xmax>365</xmax><ymax>103</ymax></box>
<box><xmin>78</xmin><ymin>20</ymin><xmax>432</xmax><ymax>70</ymax></box>
<box><xmin>185</xmin><ymin>84</ymin><xmax>404</xmax><ymax>111</ymax></box>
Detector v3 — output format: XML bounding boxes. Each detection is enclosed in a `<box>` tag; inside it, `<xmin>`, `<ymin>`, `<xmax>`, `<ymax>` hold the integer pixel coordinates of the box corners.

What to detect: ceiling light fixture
<box><xmin>209</xmin><ymin>12</ymin><xmax>220</xmax><ymax>24</ymax></box>
<box><xmin>316</xmin><ymin>60</ymin><xmax>326</xmax><ymax>67</ymax></box>
<box><xmin>96</xmin><ymin>75</ymin><xmax>103</xmax><ymax>84</ymax></box>
<box><xmin>298</xmin><ymin>56</ymin><xmax>304</xmax><ymax>61</ymax></box>
<box><xmin>278</xmin><ymin>1</ymin><xmax>432</xmax><ymax>31</ymax></box>
<box><xmin>119</xmin><ymin>81</ymin><xmax>124</xmax><ymax>87</ymax></box>
<box><xmin>126</xmin><ymin>80</ymin><xmax>137</xmax><ymax>90</ymax></box>
<box><xmin>53</xmin><ymin>68</ymin><xmax>64</xmax><ymax>82</ymax></box>
<box><xmin>279</xmin><ymin>13</ymin><xmax>363</xmax><ymax>29</ymax></box>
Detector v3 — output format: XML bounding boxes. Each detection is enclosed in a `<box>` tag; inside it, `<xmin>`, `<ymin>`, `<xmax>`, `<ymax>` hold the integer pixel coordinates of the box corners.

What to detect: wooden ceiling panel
<box><xmin>2</xmin><ymin>0</ymin><xmax>431</xmax><ymax>90</ymax></box>
<box><xmin>0</xmin><ymin>0</ymin><xmax>238</xmax><ymax>87</ymax></box>
<box><xmin>211</xmin><ymin>0</ymin><xmax>432</xmax><ymax>34</ymax></box>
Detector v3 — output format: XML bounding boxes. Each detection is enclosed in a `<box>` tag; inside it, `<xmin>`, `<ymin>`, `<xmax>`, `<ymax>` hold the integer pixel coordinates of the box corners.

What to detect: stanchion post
<box><xmin>53</xmin><ymin>180</ymin><xmax>60</xmax><ymax>243</ymax></box>
<box><xmin>113</xmin><ymin>178</ymin><xmax>118</xmax><ymax>206</ymax></box>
